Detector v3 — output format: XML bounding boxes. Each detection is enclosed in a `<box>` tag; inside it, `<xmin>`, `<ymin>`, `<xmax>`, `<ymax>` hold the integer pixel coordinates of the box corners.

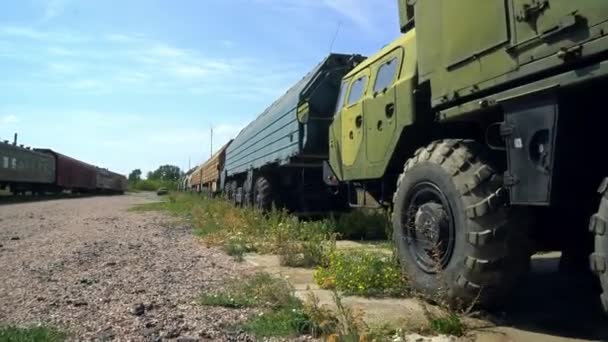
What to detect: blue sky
<box><xmin>0</xmin><ymin>0</ymin><xmax>399</xmax><ymax>176</ymax></box>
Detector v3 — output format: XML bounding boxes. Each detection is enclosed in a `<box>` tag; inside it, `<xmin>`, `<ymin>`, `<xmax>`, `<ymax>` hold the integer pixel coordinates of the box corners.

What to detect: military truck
<box><xmin>222</xmin><ymin>54</ymin><xmax>364</xmax><ymax>212</ymax></box>
<box><xmin>327</xmin><ymin>0</ymin><xmax>608</xmax><ymax>311</ymax></box>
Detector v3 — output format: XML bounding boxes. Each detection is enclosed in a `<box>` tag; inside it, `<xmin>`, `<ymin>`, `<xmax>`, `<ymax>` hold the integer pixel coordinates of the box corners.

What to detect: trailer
<box><xmin>222</xmin><ymin>53</ymin><xmax>365</xmax><ymax>212</ymax></box>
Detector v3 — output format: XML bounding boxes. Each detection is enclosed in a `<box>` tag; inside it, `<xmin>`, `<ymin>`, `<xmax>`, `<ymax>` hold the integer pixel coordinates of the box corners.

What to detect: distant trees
<box><xmin>128</xmin><ymin>165</ymin><xmax>182</xmax><ymax>192</ymax></box>
<box><xmin>147</xmin><ymin>165</ymin><xmax>182</xmax><ymax>182</ymax></box>
<box><xmin>128</xmin><ymin>169</ymin><xmax>142</xmax><ymax>183</ymax></box>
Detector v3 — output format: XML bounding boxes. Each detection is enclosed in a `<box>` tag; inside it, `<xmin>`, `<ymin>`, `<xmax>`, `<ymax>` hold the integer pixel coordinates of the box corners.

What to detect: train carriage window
<box><xmin>373</xmin><ymin>58</ymin><xmax>399</xmax><ymax>93</ymax></box>
<box><xmin>3</xmin><ymin>156</ymin><xmax>8</xmax><ymax>169</ymax></box>
<box><xmin>11</xmin><ymin>158</ymin><xmax>17</xmax><ymax>169</ymax></box>
<box><xmin>347</xmin><ymin>75</ymin><xmax>368</xmax><ymax>106</ymax></box>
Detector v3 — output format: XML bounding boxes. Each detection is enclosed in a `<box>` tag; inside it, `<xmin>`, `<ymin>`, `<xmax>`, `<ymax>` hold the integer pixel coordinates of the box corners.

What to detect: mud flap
<box><xmin>501</xmin><ymin>96</ymin><xmax>559</xmax><ymax>205</ymax></box>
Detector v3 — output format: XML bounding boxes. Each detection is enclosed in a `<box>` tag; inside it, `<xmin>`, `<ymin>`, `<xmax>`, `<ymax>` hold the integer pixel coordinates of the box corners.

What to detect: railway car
<box><xmin>0</xmin><ymin>141</ymin><xmax>55</xmax><ymax>194</ymax></box>
<box><xmin>199</xmin><ymin>140</ymin><xmax>232</xmax><ymax>197</ymax></box>
<box><xmin>96</xmin><ymin>168</ymin><xmax>127</xmax><ymax>194</ymax></box>
<box><xmin>189</xmin><ymin>165</ymin><xmax>204</xmax><ymax>193</ymax></box>
<box><xmin>35</xmin><ymin>149</ymin><xmax>97</xmax><ymax>193</ymax></box>
<box><xmin>222</xmin><ymin>53</ymin><xmax>365</xmax><ymax>212</ymax></box>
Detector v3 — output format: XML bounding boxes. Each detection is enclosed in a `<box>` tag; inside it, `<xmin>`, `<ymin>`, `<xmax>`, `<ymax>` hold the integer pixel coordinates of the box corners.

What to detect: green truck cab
<box><xmin>329</xmin><ymin>0</ymin><xmax>608</xmax><ymax>311</ymax></box>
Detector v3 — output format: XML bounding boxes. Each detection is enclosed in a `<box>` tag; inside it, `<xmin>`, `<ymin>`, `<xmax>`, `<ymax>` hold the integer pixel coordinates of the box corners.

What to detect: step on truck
<box><xmin>327</xmin><ymin>0</ymin><xmax>608</xmax><ymax>311</ymax></box>
<box><xmin>222</xmin><ymin>54</ymin><xmax>365</xmax><ymax>213</ymax></box>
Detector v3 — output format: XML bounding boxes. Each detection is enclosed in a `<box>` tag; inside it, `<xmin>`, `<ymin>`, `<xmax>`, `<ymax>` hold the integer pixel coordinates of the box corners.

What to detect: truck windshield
<box><xmin>334</xmin><ymin>80</ymin><xmax>349</xmax><ymax>116</ymax></box>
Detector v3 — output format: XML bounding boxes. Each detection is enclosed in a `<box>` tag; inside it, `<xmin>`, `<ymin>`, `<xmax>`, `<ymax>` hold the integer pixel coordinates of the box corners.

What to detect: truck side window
<box><xmin>347</xmin><ymin>75</ymin><xmax>368</xmax><ymax>106</ymax></box>
<box><xmin>374</xmin><ymin>58</ymin><xmax>398</xmax><ymax>93</ymax></box>
<box><xmin>334</xmin><ymin>80</ymin><xmax>349</xmax><ymax>116</ymax></box>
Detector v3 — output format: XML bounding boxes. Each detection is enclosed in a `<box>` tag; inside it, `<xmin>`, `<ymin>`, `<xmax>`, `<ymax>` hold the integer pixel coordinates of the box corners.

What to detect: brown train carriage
<box><xmin>35</xmin><ymin>149</ymin><xmax>97</xmax><ymax>193</ymax></box>
<box><xmin>200</xmin><ymin>140</ymin><xmax>232</xmax><ymax>196</ymax></box>
<box><xmin>189</xmin><ymin>165</ymin><xmax>204</xmax><ymax>192</ymax></box>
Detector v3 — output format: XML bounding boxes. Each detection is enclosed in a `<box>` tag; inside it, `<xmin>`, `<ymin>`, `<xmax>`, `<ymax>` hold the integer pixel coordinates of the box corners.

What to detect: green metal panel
<box><xmin>416</xmin><ymin>0</ymin><xmax>516</xmax><ymax>106</ymax></box>
<box><xmin>415</xmin><ymin>0</ymin><xmax>608</xmax><ymax>111</ymax></box>
<box><xmin>0</xmin><ymin>143</ymin><xmax>55</xmax><ymax>184</ymax></box>
<box><xmin>512</xmin><ymin>0</ymin><xmax>608</xmax><ymax>65</ymax></box>
<box><xmin>330</xmin><ymin>32</ymin><xmax>417</xmax><ymax>181</ymax></box>
<box><xmin>364</xmin><ymin>48</ymin><xmax>404</xmax><ymax>164</ymax></box>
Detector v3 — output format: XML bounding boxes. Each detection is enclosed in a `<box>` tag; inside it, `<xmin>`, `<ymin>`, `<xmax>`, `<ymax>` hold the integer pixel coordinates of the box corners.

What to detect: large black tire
<box><xmin>589</xmin><ymin>178</ymin><xmax>608</xmax><ymax>314</ymax></box>
<box><xmin>392</xmin><ymin>139</ymin><xmax>531</xmax><ymax>308</ymax></box>
<box><xmin>253</xmin><ymin>176</ymin><xmax>274</xmax><ymax>211</ymax></box>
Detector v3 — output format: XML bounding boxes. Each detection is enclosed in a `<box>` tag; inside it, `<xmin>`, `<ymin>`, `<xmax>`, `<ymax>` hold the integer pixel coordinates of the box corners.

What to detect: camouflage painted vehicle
<box><xmin>328</xmin><ymin>0</ymin><xmax>608</xmax><ymax>311</ymax></box>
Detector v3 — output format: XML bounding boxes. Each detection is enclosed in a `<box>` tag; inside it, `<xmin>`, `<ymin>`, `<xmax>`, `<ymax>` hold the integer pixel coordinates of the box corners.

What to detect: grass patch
<box><xmin>143</xmin><ymin>194</ymin><xmax>391</xmax><ymax>269</ymax></box>
<box><xmin>314</xmin><ymin>250</ymin><xmax>409</xmax><ymax>297</ymax></box>
<box><xmin>428</xmin><ymin>313</ymin><xmax>466</xmax><ymax>337</ymax></box>
<box><xmin>222</xmin><ymin>238</ymin><xmax>251</xmax><ymax>262</ymax></box>
<box><xmin>200</xmin><ymin>272</ymin><xmax>298</xmax><ymax>309</ymax></box>
<box><xmin>129</xmin><ymin>193</ymin><xmax>199</xmax><ymax>216</ymax></box>
<box><xmin>201</xmin><ymin>273</ymin><xmax>315</xmax><ymax>338</ymax></box>
<box><xmin>243</xmin><ymin>305</ymin><xmax>312</xmax><ymax>338</ymax></box>
<box><xmin>0</xmin><ymin>325</ymin><xmax>67</xmax><ymax>342</ymax></box>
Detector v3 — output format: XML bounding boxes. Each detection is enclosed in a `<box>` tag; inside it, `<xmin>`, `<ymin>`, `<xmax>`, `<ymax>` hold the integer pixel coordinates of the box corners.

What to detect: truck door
<box><xmin>511</xmin><ymin>0</ymin><xmax>608</xmax><ymax>64</ymax></box>
<box><xmin>341</xmin><ymin>70</ymin><xmax>370</xmax><ymax>167</ymax></box>
<box><xmin>364</xmin><ymin>49</ymin><xmax>403</xmax><ymax>164</ymax></box>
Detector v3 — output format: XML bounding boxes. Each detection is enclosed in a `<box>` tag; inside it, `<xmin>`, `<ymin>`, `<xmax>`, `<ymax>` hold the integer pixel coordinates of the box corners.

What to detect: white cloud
<box><xmin>105</xmin><ymin>33</ymin><xmax>139</xmax><ymax>43</ymax></box>
<box><xmin>43</xmin><ymin>0</ymin><xmax>69</xmax><ymax>21</ymax></box>
<box><xmin>47</xmin><ymin>46</ymin><xmax>74</xmax><ymax>56</ymax></box>
<box><xmin>0</xmin><ymin>25</ymin><xmax>85</xmax><ymax>43</ymax></box>
<box><xmin>151</xmin><ymin>45</ymin><xmax>189</xmax><ymax>58</ymax></box>
<box><xmin>47</xmin><ymin>62</ymin><xmax>80</xmax><ymax>74</ymax></box>
<box><xmin>321</xmin><ymin>0</ymin><xmax>371</xmax><ymax>30</ymax></box>
<box><xmin>0</xmin><ymin>115</ymin><xmax>18</xmax><ymax>125</ymax></box>
<box><xmin>220</xmin><ymin>40</ymin><xmax>235</xmax><ymax>48</ymax></box>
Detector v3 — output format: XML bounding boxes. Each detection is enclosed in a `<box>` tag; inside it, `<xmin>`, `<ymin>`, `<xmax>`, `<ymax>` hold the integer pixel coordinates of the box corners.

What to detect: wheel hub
<box><xmin>402</xmin><ymin>182</ymin><xmax>456</xmax><ymax>273</ymax></box>
<box><xmin>414</xmin><ymin>203</ymin><xmax>448</xmax><ymax>247</ymax></box>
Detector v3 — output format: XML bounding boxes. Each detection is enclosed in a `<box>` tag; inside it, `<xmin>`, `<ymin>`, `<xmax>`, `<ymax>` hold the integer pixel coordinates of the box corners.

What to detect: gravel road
<box><xmin>0</xmin><ymin>193</ymin><xmax>254</xmax><ymax>341</ymax></box>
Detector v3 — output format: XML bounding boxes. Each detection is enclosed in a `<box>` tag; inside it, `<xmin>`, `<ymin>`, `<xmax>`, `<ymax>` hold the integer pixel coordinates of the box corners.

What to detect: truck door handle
<box><xmin>385</xmin><ymin>103</ymin><xmax>395</xmax><ymax>118</ymax></box>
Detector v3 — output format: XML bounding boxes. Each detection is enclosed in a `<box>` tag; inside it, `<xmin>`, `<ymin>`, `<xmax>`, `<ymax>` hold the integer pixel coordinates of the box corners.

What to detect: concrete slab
<box><xmin>245</xmin><ymin>251</ymin><xmax>608</xmax><ymax>342</ymax></box>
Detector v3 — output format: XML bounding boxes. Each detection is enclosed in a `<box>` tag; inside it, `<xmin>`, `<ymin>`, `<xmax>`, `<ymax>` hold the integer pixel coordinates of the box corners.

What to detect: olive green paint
<box><xmin>331</xmin><ymin>0</ymin><xmax>608</xmax><ymax>183</ymax></box>
<box><xmin>330</xmin><ymin>32</ymin><xmax>417</xmax><ymax>181</ymax></box>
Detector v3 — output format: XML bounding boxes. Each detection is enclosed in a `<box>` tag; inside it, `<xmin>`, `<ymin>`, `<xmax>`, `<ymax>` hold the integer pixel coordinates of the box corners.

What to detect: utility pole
<box><xmin>210</xmin><ymin>126</ymin><xmax>214</xmax><ymax>158</ymax></box>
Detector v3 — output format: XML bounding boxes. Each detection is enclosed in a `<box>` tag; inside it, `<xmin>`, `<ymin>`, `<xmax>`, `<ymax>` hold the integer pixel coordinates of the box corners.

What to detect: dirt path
<box><xmin>0</xmin><ymin>193</ymin><xmax>253</xmax><ymax>341</ymax></box>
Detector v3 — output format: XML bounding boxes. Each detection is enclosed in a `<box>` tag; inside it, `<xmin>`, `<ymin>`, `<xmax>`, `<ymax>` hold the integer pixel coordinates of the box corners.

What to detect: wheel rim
<box><xmin>401</xmin><ymin>181</ymin><xmax>456</xmax><ymax>274</ymax></box>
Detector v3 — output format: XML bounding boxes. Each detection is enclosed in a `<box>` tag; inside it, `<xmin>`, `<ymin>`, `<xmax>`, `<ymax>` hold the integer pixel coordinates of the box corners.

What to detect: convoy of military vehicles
<box><xmin>180</xmin><ymin>0</ymin><xmax>608</xmax><ymax>314</ymax></box>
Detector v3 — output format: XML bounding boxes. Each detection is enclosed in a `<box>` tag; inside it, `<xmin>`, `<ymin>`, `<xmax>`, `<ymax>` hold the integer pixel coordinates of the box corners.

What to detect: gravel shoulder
<box><xmin>0</xmin><ymin>193</ymin><xmax>254</xmax><ymax>341</ymax></box>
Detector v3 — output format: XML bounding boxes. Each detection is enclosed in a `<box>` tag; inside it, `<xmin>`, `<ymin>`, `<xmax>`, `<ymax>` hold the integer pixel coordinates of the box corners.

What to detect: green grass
<box><xmin>200</xmin><ymin>273</ymin><xmax>318</xmax><ymax>338</ymax></box>
<box><xmin>128</xmin><ymin>179</ymin><xmax>177</xmax><ymax>192</ymax></box>
<box><xmin>200</xmin><ymin>272</ymin><xmax>298</xmax><ymax>309</ymax></box>
<box><xmin>429</xmin><ymin>313</ymin><xmax>466</xmax><ymax>337</ymax></box>
<box><xmin>314</xmin><ymin>249</ymin><xmax>409</xmax><ymax>298</ymax></box>
<box><xmin>0</xmin><ymin>325</ymin><xmax>67</xmax><ymax>342</ymax></box>
<box><xmin>129</xmin><ymin>193</ymin><xmax>198</xmax><ymax>216</ymax></box>
<box><xmin>243</xmin><ymin>305</ymin><xmax>312</xmax><ymax>338</ymax></box>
